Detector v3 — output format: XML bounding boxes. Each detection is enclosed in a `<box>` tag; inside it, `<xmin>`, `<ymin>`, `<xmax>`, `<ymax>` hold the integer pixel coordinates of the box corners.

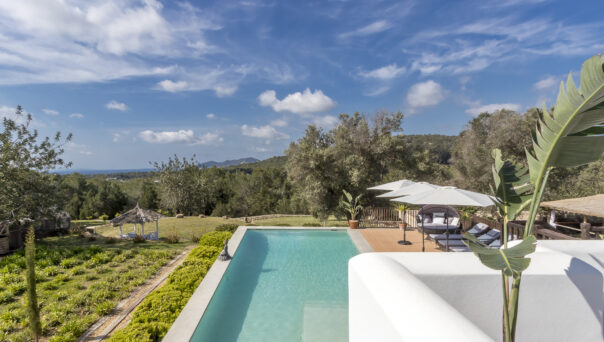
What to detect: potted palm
<box><xmin>340</xmin><ymin>190</ymin><xmax>362</xmax><ymax>229</ymax></box>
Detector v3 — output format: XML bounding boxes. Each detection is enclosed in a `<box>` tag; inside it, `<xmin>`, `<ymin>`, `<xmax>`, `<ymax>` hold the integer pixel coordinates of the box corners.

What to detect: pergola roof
<box><xmin>540</xmin><ymin>194</ymin><xmax>604</xmax><ymax>219</ymax></box>
<box><xmin>111</xmin><ymin>204</ymin><xmax>165</xmax><ymax>225</ymax></box>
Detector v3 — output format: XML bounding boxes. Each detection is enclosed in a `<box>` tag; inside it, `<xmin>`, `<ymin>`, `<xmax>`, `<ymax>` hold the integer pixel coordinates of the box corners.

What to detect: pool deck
<box><xmin>360</xmin><ymin>228</ymin><xmax>442</xmax><ymax>252</ymax></box>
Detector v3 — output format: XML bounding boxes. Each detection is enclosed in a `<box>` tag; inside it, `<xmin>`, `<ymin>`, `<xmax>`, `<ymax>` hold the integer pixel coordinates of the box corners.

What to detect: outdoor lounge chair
<box><xmin>477</xmin><ymin>229</ymin><xmax>500</xmax><ymax>244</ymax></box>
<box><xmin>429</xmin><ymin>222</ymin><xmax>489</xmax><ymax>241</ymax></box>
<box><xmin>449</xmin><ymin>245</ymin><xmax>470</xmax><ymax>252</ymax></box>
<box><xmin>436</xmin><ymin>239</ymin><xmax>467</xmax><ymax>248</ymax></box>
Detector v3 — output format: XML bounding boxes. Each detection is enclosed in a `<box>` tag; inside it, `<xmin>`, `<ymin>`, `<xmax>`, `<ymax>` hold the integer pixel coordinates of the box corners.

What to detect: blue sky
<box><xmin>0</xmin><ymin>0</ymin><xmax>603</xmax><ymax>169</ymax></box>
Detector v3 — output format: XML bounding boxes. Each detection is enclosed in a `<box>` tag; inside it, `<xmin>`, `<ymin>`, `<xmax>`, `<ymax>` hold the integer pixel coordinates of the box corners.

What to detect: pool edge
<box><xmin>162</xmin><ymin>226</ymin><xmax>371</xmax><ymax>342</ymax></box>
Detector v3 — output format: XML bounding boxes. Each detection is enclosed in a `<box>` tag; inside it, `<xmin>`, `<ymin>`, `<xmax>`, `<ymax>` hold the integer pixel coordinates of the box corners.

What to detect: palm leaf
<box><xmin>527</xmin><ymin>54</ymin><xmax>604</xmax><ymax>184</ymax></box>
<box><xmin>491</xmin><ymin>149</ymin><xmax>533</xmax><ymax>222</ymax></box>
<box><xmin>464</xmin><ymin>234</ymin><xmax>537</xmax><ymax>277</ymax></box>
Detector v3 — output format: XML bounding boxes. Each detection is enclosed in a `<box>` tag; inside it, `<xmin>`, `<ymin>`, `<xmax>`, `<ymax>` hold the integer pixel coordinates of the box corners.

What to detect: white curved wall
<box><xmin>349</xmin><ymin>241</ymin><xmax>604</xmax><ymax>342</ymax></box>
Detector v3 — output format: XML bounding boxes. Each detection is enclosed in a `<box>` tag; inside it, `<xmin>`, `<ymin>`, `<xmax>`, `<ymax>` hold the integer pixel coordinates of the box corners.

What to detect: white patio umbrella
<box><xmin>367</xmin><ymin>179</ymin><xmax>415</xmax><ymax>191</ymax></box>
<box><xmin>377</xmin><ymin>181</ymin><xmax>437</xmax><ymax>198</ymax></box>
<box><xmin>390</xmin><ymin>186</ymin><xmax>495</xmax><ymax>252</ymax></box>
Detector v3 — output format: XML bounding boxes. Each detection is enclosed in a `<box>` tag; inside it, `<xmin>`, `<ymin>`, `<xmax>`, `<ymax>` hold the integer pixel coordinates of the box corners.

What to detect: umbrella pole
<box><xmin>422</xmin><ymin>215</ymin><xmax>425</xmax><ymax>252</ymax></box>
<box><xmin>445</xmin><ymin>212</ymin><xmax>449</xmax><ymax>252</ymax></box>
<box><xmin>397</xmin><ymin>209</ymin><xmax>411</xmax><ymax>245</ymax></box>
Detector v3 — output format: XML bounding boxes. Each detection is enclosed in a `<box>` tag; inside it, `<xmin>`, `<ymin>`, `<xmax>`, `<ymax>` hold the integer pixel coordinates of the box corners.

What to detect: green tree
<box><xmin>450</xmin><ymin>109</ymin><xmax>538</xmax><ymax>193</ymax></box>
<box><xmin>139</xmin><ymin>181</ymin><xmax>159</xmax><ymax>209</ymax></box>
<box><xmin>0</xmin><ymin>106</ymin><xmax>72</xmax><ymax>221</ymax></box>
<box><xmin>153</xmin><ymin>155</ymin><xmax>208</xmax><ymax>215</ymax></box>
<box><xmin>25</xmin><ymin>227</ymin><xmax>41</xmax><ymax>341</ymax></box>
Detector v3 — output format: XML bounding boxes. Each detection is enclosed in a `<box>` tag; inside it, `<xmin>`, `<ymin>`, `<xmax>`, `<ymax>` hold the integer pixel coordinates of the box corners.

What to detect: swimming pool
<box><xmin>190</xmin><ymin>229</ymin><xmax>359</xmax><ymax>342</ymax></box>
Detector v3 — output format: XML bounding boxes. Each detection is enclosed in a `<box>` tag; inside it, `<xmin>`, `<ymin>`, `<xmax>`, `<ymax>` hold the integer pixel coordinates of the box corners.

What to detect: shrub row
<box><xmin>107</xmin><ymin>231</ymin><xmax>232</xmax><ymax>341</ymax></box>
<box><xmin>214</xmin><ymin>223</ymin><xmax>239</xmax><ymax>233</ymax></box>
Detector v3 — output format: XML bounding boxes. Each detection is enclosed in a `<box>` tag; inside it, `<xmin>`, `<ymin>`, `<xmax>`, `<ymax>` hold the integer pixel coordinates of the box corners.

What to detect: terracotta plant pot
<box><xmin>348</xmin><ymin>220</ymin><xmax>359</xmax><ymax>229</ymax></box>
<box><xmin>398</xmin><ymin>222</ymin><xmax>408</xmax><ymax>230</ymax></box>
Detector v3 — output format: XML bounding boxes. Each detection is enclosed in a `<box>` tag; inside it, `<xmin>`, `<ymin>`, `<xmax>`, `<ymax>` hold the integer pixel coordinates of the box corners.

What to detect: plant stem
<box><xmin>502</xmin><ymin>273</ymin><xmax>511</xmax><ymax>342</ymax></box>
<box><xmin>508</xmin><ymin>275</ymin><xmax>522</xmax><ymax>341</ymax></box>
<box><xmin>524</xmin><ymin>169</ymin><xmax>551</xmax><ymax>238</ymax></box>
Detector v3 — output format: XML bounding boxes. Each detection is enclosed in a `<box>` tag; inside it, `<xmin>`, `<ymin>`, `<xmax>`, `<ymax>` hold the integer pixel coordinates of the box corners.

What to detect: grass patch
<box><xmin>0</xmin><ymin>235</ymin><xmax>190</xmax><ymax>342</ymax></box>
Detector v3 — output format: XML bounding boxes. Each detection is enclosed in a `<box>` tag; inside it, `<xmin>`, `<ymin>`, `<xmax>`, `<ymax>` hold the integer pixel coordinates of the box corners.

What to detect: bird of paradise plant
<box><xmin>465</xmin><ymin>54</ymin><xmax>604</xmax><ymax>342</ymax></box>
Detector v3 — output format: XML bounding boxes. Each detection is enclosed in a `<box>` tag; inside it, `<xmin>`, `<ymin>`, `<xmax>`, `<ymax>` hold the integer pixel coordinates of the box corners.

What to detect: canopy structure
<box><xmin>368</xmin><ymin>179</ymin><xmax>415</xmax><ymax>192</ymax></box>
<box><xmin>377</xmin><ymin>182</ymin><xmax>436</xmax><ymax>198</ymax></box>
<box><xmin>391</xmin><ymin>186</ymin><xmax>495</xmax><ymax>252</ymax></box>
<box><xmin>540</xmin><ymin>194</ymin><xmax>604</xmax><ymax>219</ymax></box>
<box><xmin>391</xmin><ymin>186</ymin><xmax>495</xmax><ymax>207</ymax></box>
<box><xmin>111</xmin><ymin>203</ymin><xmax>165</xmax><ymax>240</ymax></box>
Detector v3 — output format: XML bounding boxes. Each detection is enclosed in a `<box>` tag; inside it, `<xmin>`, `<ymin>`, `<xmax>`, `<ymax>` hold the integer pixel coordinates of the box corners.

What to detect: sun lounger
<box><xmin>436</xmin><ymin>239</ymin><xmax>467</xmax><ymax>248</ymax></box>
<box><xmin>449</xmin><ymin>245</ymin><xmax>470</xmax><ymax>252</ymax></box>
<box><xmin>477</xmin><ymin>229</ymin><xmax>500</xmax><ymax>244</ymax></box>
<box><xmin>429</xmin><ymin>222</ymin><xmax>490</xmax><ymax>241</ymax></box>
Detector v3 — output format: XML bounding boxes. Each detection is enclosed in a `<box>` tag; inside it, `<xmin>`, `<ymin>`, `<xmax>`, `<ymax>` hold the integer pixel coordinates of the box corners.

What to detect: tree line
<box><xmin>2</xmin><ymin>106</ymin><xmax>601</xmax><ymax>224</ymax></box>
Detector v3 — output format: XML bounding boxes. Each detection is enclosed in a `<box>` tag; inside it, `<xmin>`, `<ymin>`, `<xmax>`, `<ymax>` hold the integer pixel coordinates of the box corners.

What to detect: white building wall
<box><xmin>349</xmin><ymin>241</ymin><xmax>604</xmax><ymax>342</ymax></box>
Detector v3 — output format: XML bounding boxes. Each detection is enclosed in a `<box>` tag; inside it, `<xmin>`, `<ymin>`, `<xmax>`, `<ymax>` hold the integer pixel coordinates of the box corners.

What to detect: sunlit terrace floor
<box><xmin>360</xmin><ymin>228</ymin><xmax>442</xmax><ymax>252</ymax></box>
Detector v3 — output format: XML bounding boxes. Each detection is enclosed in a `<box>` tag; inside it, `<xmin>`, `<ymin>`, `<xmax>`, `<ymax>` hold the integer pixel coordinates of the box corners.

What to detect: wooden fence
<box><xmin>360</xmin><ymin>207</ymin><xmax>418</xmax><ymax>228</ymax></box>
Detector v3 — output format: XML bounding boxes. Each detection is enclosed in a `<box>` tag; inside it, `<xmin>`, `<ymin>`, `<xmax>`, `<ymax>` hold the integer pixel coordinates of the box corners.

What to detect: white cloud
<box><xmin>158</xmin><ymin>80</ymin><xmax>189</xmax><ymax>93</ymax></box>
<box><xmin>270</xmin><ymin>118</ymin><xmax>288</xmax><ymax>127</ymax></box>
<box><xmin>313</xmin><ymin>115</ymin><xmax>339</xmax><ymax>129</ymax></box>
<box><xmin>339</xmin><ymin>20</ymin><xmax>392</xmax><ymax>39</ymax></box>
<box><xmin>406</xmin><ymin>80</ymin><xmax>445</xmax><ymax>109</ymax></box>
<box><xmin>105</xmin><ymin>100</ymin><xmax>128</xmax><ymax>111</ymax></box>
<box><xmin>258</xmin><ymin>88</ymin><xmax>336</xmax><ymax>115</ymax></box>
<box><xmin>69</xmin><ymin>113</ymin><xmax>84</xmax><ymax>119</ymax></box>
<box><xmin>534</xmin><ymin>76</ymin><xmax>559</xmax><ymax>90</ymax></box>
<box><xmin>66</xmin><ymin>142</ymin><xmax>92</xmax><ymax>156</ymax></box>
<box><xmin>359</xmin><ymin>64</ymin><xmax>406</xmax><ymax>80</ymax></box>
<box><xmin>465</xmin><ymin>103</ymin><xmax>522</xmax><ymax>116</ymax></box>
<box><xmin>138</xmin><ymin>129</ymin><xmax>223</xmax><ymax>145</ymax></box>
<box><xmin>42</xmin><ymin>109</ymin><xmax>59</xmax><ymax>115</ymax></box>
<box><xmin>364</xmin><ymin>86</ymin><xmax>390</xmax><ymax>97</ymax></box>
<box><xmin>241</xmin><ymin>125</ymin><xmax>289</xmax><ymax>140</ymax></box>
<box><xmin>206</xmin><ymin>113</ymin><xmax>216</xmax><ymax>119</ymax></box>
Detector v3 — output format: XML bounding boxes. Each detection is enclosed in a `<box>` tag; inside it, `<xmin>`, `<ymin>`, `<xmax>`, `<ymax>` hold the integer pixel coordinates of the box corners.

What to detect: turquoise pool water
<box><xmin>191</xmin><ymin>229</ymin><xmax>359</xmax><ymax>342</ymax></box>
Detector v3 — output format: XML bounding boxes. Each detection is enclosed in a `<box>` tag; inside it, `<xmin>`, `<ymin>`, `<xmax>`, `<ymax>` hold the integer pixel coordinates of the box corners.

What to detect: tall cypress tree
<box><xmin>25</xmin><ymin>227</ymin><xmax>41</xmax><ymax>341</ymax></box>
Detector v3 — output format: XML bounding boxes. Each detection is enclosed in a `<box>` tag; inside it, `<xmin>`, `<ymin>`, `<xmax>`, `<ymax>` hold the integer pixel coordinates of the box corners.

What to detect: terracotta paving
<box><xmin>359</xmin><ymin>228</ymin><xmax>442</xmax><ymax>252</ymax></box>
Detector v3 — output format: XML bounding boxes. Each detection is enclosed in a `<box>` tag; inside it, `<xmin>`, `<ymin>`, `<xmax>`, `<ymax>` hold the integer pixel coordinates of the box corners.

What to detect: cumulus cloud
<box><xmin>313</xmin><ymin>115</ymin><xmax>339</xmax><ymax>129</ymax></box>
<box><xmin>0</xmin><ymin>0</ymin><xmax>220</xmax><ymax>85</ymax></box>
<box><xmin>241</xmin><ymin>125</ymin><xmax>289</xmax><ymax>140</ymax></box>
<box><xmin>339</xmin><ymin>20</ymin><xmax>392</xmax><ymax>39</ymax></box>
<box><xmin>406</xmin><ymin>80</ymin><xmax>445</xmax><ymax>109</ymax></box>
<box><xmin>270</xmin><ymin>118</ymin><xmax>288</xmax><ymax>127</ymax></box>
<box><xmin>105</xmin><ymin>100</ymin><xmax>128</xmax><ymax>111</ymax></box>
<box><xmin>258</xmin><ymin>88</ymin><xmax>336</xmax><ymax>115</ymax></box>
<box><xmin>156</xmin><ymin>67</ymin><xmax>242</xmax><ymax>97</ymax></box>
<box><xmin>42</xmin><ymin>109</ymin><xmax>59</xmax><ymax>115</ymax></box>
<box><xmin>465</xmin><ymin>103</ymin><xmax>522</xmax><ymax>116</ymax></box>
<box><xmin>158</xmin><ymin>80</ymin><xmax>189</xmax><ymax>93</ymax></box>
<box><xmin>139</xmin><ymin>129</ymin><xmax>223</xmax><ymax>145</ymax></box>
<box><xmin>534</xmin><ymin>76</ymin><xmax>559</xmax><ymax>90</ymax></box>
<box><xmin>359</xmin><ymin>64</ymin><xmax>406</xmax><ymax>80</ymax></box>
<box><xmin>206</xmin><ymin>113</ymin><xmax>216</xmax><ymax>119</ymax></box>
<box><xmin>69</xmin><ymin>113</ymin><xmax>84</xmax><ymax>119</ymax></box>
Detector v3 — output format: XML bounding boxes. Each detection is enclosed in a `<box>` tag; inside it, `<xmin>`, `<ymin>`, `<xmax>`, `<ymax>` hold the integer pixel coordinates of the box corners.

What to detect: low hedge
<box><xmin>215</xmin><ymin>223</ymin><xmax>239</xmax><ymax>233</ymax></box>
<box><xmin>108</xmin><ymin>231</ymin><xmax>232</xmax><ymax>341</ymax></box>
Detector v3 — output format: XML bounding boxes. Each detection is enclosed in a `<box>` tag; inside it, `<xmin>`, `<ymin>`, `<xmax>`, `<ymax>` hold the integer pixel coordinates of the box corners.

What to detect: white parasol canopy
<box><xmin>367</xmin><ymin>179</ymin><xmax>415</xmax><ymax>191</ymax></box>
<box><xmin>390</xmin><ymin>186</ymin><xmax>495</xmax><ymax>207</ymax></box>
<box><xmin>377</xmin><ymin>182</ymin><xmax>437</xmax><ymax>198</ymax></box>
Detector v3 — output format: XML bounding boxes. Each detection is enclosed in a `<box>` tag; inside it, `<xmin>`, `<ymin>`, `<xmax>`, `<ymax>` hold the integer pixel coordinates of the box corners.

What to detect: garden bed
<box><xmin>0</xmin><ymin>235</ymin><xmax>190</xmax><ymax>342</ymax></box>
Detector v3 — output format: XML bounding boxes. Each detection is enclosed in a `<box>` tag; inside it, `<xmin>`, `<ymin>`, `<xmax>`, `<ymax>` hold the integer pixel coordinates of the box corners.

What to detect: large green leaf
<box><xmin>491</xmin><ymin>149</ymin><xmax>533</xmax><ymax>222</ymax></box>
<box><xmin>527</xmin><ymin>54</ymin><xmax>604</xmax><ymax>184</ymax></box>
<box><xmin>464</xmin><ymin>234</ymin><xmax>537</xmax><ymax>277</ymax></box>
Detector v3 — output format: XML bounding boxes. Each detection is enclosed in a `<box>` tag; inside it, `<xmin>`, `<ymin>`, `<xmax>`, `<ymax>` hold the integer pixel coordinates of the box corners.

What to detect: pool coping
<box><xmin>162</xmin><ymin>226</ymin><xmax>372</xmax><ymax>342</ymax></box>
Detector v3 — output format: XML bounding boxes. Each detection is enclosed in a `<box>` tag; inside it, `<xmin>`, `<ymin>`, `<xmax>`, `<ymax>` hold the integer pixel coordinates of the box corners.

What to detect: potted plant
<box><xmin>340</xmin><ymin>190</ymin><xmax>362</xmax><ymax>229</ymax></box>
<box><xmin>459</xmin><ymin>207</ymin><xmax>477</xmax><ymax>230</ymax></box>
<box><xmin>395</xmin><ymin>204</ymin><xmax>411</xmax><ymax>229</ymax></box>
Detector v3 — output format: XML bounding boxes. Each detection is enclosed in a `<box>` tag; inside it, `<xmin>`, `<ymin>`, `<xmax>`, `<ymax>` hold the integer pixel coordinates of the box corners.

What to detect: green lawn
<box><xmin>0</xmin><ymin>235</ymin><xmax>191</xmax><ymax>342</ymax></box>
<box><xmin>94</xmin><ymin>215</ymin><xmax>349</xmax><ymax>241</ymax></box>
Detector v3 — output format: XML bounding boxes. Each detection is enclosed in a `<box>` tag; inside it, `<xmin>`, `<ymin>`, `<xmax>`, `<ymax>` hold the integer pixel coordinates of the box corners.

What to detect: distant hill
<box><xmin>54</xmin><ymin>157</ymin><xmax>263</xmax><ymax>175</ymax></box>
<box><xmin>201</xmin><ymin>157</ymin><xmax>260</xmax><ymax>168</ymax></box>
<box><xmin>225</xmin><ymin>156</ymin><xmax>287</xmax><ymax>171</ymax></box>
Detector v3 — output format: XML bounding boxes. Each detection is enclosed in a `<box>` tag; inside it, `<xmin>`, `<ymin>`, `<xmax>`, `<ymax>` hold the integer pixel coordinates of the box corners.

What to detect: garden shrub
<box><xmin>108</xmin><ymin>231</ymin><xmax>232</xmax><ymax>341</ymax></box>
<box><xmin>302</xmin><ymin>222</ymin><xmax>321</xmax><ymax>227</ymax></box>
<box><xmin>132</xmin><ymin>235</ymin><xmax>146</xmax><ymax>243</ymax></box>
<box><xmin>215</xmin><ymin>223</ymin><xmax>239</xmax><ymax>233</ymax></box>
<box><xmin>198</xmin><ymin>231</ymin><xmax>232</xmax><ymax>248</ymax></box>
<box><xmin>273</xmin><ymin>223</ymin><xmax>291</xmax><ymax>226</ymax></box>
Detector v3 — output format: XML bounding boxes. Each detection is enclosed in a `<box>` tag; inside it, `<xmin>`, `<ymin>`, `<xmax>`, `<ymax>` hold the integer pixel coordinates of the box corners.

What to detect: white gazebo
<box><xmin>110</xmin><ymin>204</ymin><xmax>165</xmax><ymax>240</ymax></box>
